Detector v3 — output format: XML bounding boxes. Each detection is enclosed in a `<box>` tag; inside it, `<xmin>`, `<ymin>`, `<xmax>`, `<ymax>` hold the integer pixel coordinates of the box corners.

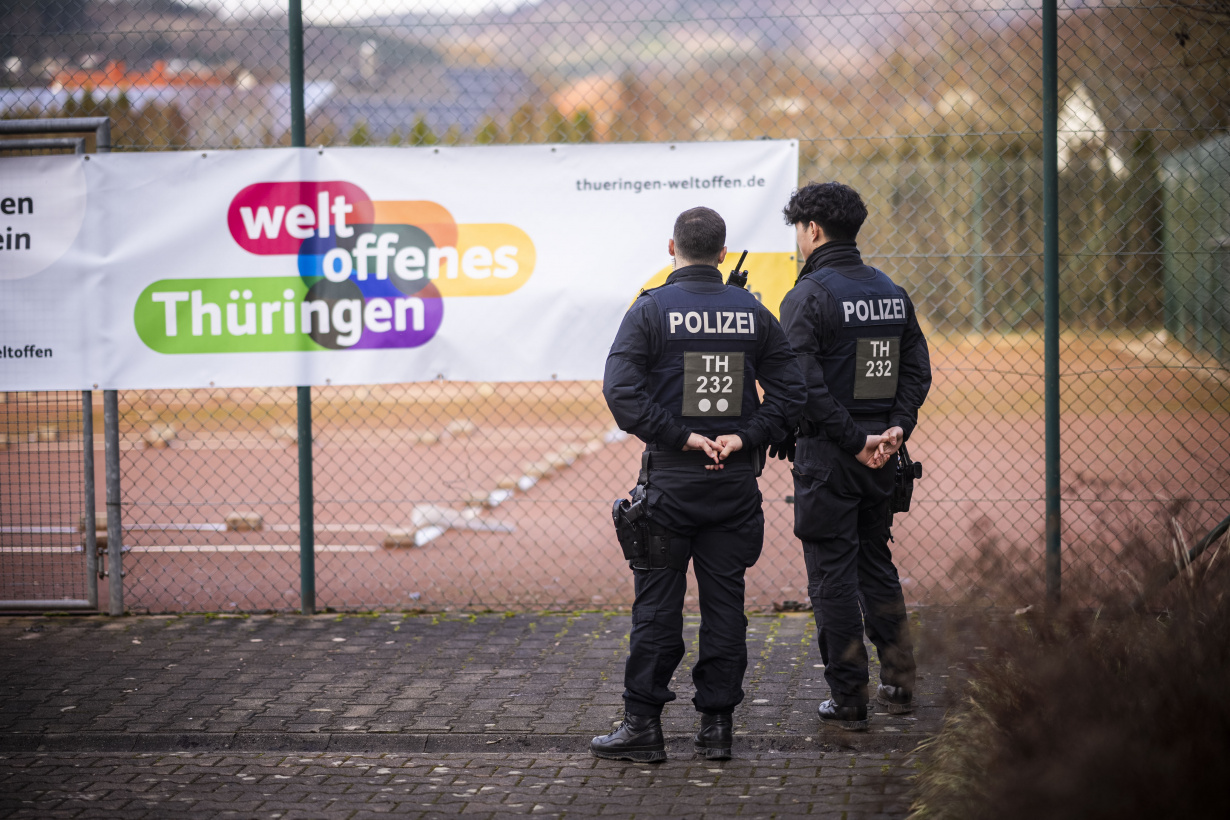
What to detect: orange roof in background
<box><xmin>53</xmin><ymin>61</ymin><xmax>227</xmax><ymax>90</ymax></box>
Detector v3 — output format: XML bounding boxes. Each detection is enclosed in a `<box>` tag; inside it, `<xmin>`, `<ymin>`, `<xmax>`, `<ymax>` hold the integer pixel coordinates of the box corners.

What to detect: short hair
<box><xmin>781</xmin><ymin>182</ymin><xmax>867</xmax><ymax>242</ymax></box>
<box><xmin>672</xmin><ymin>207</ymin><xmax>726</xmax><ymax>264</ymax></box>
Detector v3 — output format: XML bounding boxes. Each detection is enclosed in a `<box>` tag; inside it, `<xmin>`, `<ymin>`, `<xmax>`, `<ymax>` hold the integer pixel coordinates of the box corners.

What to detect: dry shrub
<box><xmin>943</xmin><ymin>480</ymin><xmax>1220</xmax><ymax>610</ymax></box>
<box><xmin>910</xmin><ymin>523</ymin><xmax>1230</xmax><ymax>820</ymax></box>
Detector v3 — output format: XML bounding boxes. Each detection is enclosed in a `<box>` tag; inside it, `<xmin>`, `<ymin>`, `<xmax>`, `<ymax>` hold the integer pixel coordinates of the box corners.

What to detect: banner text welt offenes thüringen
<box><xmin>0</xmin><ymin>141</ymin><xmax>798</xmax><ymax>390</ymax></box>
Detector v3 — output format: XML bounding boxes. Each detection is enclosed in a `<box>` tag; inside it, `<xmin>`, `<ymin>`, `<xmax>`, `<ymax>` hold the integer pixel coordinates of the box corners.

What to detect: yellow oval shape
<box><xmin>636</xmin><ymin>252</ymin><xmax>798</xmax><ymax>317</ymax></box>
<box><xmin>370</xmin><ymin>200</ymin><xmax>458</xmax><ymax>249</ymax></box>
<box><xmin>431</xmin><ymin>223</ymin><xmax>537</xmax><ymax>297</ymax></box>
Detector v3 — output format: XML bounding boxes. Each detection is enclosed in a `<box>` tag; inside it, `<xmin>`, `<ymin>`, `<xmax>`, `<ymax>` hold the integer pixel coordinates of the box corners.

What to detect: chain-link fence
<box><xmin>0</xmin><ymin>128</ymin><xmax>100</xmax><ymax>611</ymax></box>
<box><xmin>0</xmin><ymin>390</ymin><xmax>96</xmax><ymax>609</ymax></box>
<box><xmin>2</xmin><ymin>0</ymin><xmax>1228</xmax><ymax>612</ymax></box>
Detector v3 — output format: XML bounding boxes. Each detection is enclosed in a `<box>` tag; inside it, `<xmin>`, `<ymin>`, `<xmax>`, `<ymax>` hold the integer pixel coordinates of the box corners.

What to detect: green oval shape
<box><xmin>135</xmin><ymin>277</ymin><xmax>326</xmax><ymax>354</ymax></box>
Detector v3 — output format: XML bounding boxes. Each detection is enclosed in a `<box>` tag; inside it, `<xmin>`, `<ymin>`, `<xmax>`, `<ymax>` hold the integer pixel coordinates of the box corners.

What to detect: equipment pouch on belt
<box><xmin>890</xmin><ymin>443</ymin><xmax>923</xmax><ymax>514</ymax></box>
<box><xmin>630</xmin><ymin>523</ymin><xmax>690</xmax><ymax>572</ymax></box>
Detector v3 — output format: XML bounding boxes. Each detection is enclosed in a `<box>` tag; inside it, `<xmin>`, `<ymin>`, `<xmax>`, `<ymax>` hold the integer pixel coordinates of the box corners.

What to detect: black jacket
<box><xmin>603</xmin><ymin>265</ymin><xmax>805</xmax><ymax>451</ymax></box>
<box><xmin>778</xmin><ymin>242</ymin><xmax>932</xmax><ymax>455</ymax></box>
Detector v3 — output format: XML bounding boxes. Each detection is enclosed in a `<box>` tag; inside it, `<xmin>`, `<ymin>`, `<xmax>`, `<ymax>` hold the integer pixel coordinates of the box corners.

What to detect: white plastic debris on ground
<box><xmin>410</xmin><ymin>504</ymin><xmax>515</xmax><ymax>545</ymax></box>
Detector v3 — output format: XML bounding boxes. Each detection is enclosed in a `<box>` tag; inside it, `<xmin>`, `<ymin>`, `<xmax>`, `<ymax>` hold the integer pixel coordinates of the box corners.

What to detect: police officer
<box><xmin>775</xmin><ymin>182</ymin><xmax>931</xmax><ymax>731</ymax></box>
<box><xmin>593</xmin><ymin>207</ymin><xmax>805</xmax><ymax>762</ymax></box>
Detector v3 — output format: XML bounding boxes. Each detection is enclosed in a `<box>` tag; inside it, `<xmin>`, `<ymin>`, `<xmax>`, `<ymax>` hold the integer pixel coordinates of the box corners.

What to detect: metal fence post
<box><xmin>103</xmin><ymin>390</ymin><xmax>123</xmax><ymax>615</ymax></box>
<box><xmin>1042</xmin><ymin>0</ymin><xmax>1062</xmax><ymax>609</ymax></box>
<box><xmin>289</xmin><ymin>0</ymin><xmax>305</xmax><ymax>150</ymax></box>
<box><xmin>290</xmin><ymin>0</ymin><xmax>315</xmax><ymax>615</ymax></box>
<box><xmin>298</xmin><ymin>386</ymin><xmax>315</xmax><ymax>615</ymax></box>
<box><xmin>82</xmin><ymin>391</ymin><xmax>98</xmax><ymax>610</ymax></box>
<box><xmin>970</xmin><ymin>155</ymin><xmax>987</xmax><ymax>334</ymax></box>
<box><xmin>90</xmin><ymin>122</ymin><xmax>108</xmax><ymax>612</ymax></box>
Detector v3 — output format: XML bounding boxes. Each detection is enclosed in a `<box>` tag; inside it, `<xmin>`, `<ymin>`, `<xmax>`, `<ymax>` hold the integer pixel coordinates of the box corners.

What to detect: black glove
<box><xmin>767</xmin><ymin>431</ymin><xmax>796</xmax><ymax>461</ymax></box>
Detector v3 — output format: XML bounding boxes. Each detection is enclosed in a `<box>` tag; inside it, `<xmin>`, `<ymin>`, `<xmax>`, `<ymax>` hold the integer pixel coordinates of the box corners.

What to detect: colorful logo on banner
<box><xmin>135</xmin><ymin>181</ymin><xmax>536</xmax><ymax>353</ymax></box>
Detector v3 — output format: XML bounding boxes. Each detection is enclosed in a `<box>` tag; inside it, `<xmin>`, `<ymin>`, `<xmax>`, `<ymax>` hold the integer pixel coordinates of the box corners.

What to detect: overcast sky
<box><xmin>190</xmin><ymin>1</ymin><xmax>536</xmax><ymax>22</ymax></box>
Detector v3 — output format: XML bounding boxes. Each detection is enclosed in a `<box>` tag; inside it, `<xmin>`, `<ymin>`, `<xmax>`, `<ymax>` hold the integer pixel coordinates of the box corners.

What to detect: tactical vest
<box><xmin>805</xmin><ymin>266</ymin><xmax>907</xmax><ymax>415</ymax></box>
<box><xmin>644</xmin><ymin>281</ymin><xmax>762</xmax><ymax>440</ymax></box>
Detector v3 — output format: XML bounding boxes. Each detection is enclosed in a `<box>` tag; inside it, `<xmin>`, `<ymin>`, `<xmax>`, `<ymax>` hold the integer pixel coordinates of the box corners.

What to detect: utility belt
<box><xmin>797</xmin><ymin>413</ymin><xmax>889</xmax><ymax>439</ymax></box>
<box><xmin>643</xmin><ymin>447</ymin><xmax>757</xmax><ymax>471</ymax></box>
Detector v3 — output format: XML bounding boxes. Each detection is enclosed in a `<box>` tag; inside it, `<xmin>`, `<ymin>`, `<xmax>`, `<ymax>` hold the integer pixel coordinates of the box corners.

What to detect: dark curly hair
<box><xmin>781</xmin><ymin>182</ymin><xmax>867</xmax><ymax>242</ymax></box>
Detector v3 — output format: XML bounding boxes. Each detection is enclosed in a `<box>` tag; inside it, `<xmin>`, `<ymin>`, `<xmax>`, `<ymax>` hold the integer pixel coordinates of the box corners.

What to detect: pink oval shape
<box><xmin>228</xmin><ymin>180</ymin><xmax>374</xmax><ymax>255</ymax></box>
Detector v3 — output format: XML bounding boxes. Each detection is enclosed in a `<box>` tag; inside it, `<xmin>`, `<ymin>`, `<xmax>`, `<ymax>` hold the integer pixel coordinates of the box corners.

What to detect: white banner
<box><xmin>0</xmin><ymin>141</ymin><xmax>798</xmax><ymax>390</ymax></box>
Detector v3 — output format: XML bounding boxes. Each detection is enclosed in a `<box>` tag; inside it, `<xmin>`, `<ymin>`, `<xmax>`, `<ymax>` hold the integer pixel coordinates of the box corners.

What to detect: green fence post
<box><xmin>1043</xmin><ymin>0</ymin><xmax>1061</xmax><ymax>609</ymax></box>
<box><xmin>298</xmin><ymin>385</ymin><xmax>314</xmax><ymax>615</ymax></box>
<box><xmin>971</xmin><ymin>154</ymin><xmax>987</xmax><ymax>334</ymax></box>
<box><xmin>289</xmin><ymin>0</ymin><xmax>314</xmax><ymax>615</ymax></box>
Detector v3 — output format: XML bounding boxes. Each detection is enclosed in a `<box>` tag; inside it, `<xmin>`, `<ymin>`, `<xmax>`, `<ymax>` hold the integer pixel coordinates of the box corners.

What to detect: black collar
<box><xmin>666</xmin><ymin>264</ymin><xmax>723</xmax><ymax>285</ymax></box>
<box><xmin>799</xmin><ymin>241</ymin><xmax>863</xmax><ymax>280</ymax></box>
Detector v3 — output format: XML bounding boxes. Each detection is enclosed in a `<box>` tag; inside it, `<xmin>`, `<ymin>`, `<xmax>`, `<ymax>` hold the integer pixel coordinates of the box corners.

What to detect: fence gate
<box><xmin>0</xmin><ymin>119</ymin><xmax>111</xmax><ymax>612</ymax></box>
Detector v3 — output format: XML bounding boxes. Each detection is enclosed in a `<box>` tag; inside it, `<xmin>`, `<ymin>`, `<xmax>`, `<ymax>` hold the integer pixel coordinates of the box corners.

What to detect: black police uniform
<box><xmin>777</xmin><ymin>241</ymin><xmax>931</xmax><ymax>710</ymax></box>
<box><xmin>603</xmin><ymin>264</ymin><xmax>805</xmax><ymax>719</ymax></box>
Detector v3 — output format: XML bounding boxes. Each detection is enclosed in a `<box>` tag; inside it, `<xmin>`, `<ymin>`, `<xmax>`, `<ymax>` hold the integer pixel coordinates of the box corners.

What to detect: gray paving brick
<box><xmin>0</xmin><ymin>611</ymin><xmax>977</xmax><ymax>817</ymax></box>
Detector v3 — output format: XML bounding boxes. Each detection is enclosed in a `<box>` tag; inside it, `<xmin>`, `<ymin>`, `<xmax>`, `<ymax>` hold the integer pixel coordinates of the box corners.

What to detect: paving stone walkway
<box><xmin>0</xmin><ymin>751</ymin><xmax>916</xmax><ymax>818</ymax></box>
<box><xmin>0</xmin><ymin>612</ymin><xmax>973</xmax><ymax>817</ymax></box>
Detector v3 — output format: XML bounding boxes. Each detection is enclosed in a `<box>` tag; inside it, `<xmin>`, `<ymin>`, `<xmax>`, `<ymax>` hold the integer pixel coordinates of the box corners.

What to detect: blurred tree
<box><xmin>306</xmin><ymin>118</ymin><xmax>338</xmax><ymax>148</ymax></box>
<box><xmin>608</xmin><ymin>72</ymin><xmax>646</xmax><ymax>142</ymax></box>
<box><xmin>79</xmin><ymin>87</ymin><xmax>100</xmax><ymax>116</ymax></box>
<box><xmin>348</xmin><ymin>121</ymin><xmax>371</xmax><ymax>146</ymax></box>
<box><xmin>570</xmin><ymin>110</ymin><xmax>595</xmax><ymax>143</ymax></box>
<box><xmin>408</xmin><ymin>116</ymin><xmax>438</xmax><ymax>146</ymax></box>
<box><xmin>507</xmin><ymin>103</ymin><xmax>535</xmax><ymax>144</ymax></box>
<box><xmin>441</xmin><ymin>124</ymin><xmax>463</xmax><ymax>146</ymax></box>
<box><xmin>387</xmin><ymin>128</ymin><xmax>403</xmax><ymax>146</ymax></box>
<box><xmin>473</xmin><ymin>116</ymin><xmax>503</xmax><ymax>145</ymax></box>
<box><xmin>542</xmin><ymin>104</ymin><xmax>567</xmax><ymax>143</ymax></box>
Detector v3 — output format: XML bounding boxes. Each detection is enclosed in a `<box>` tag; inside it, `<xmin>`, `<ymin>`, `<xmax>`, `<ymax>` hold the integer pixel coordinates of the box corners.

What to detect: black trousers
<box><xmin>792</xmin><ymin>437</ymin><xmax>915</xmax><ymax>707</ymax></box>
<box><xmin>622</xmin><ymin>459</ymin><xmax>764</xmax><ymax>717</ymax></box>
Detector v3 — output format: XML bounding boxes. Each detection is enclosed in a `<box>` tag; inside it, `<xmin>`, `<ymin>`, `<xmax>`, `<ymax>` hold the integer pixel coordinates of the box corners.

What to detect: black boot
<box><xmin>693</xmin><ymin>713</ymin><xmax>732</xmax><ymax>760</ymax></box>
<box><xmin>590</xmin><ymin>713</ymin><xmax>667</xmax><ymax>762</ymax></box>
<box><xmin>818</xmin><ymin>699</ymin><xmax>869</xmax><ymax>731</ymax></box>
<box><xmin>876</xmin><ymin>684</ymin><xmax>914</xmax><ymax>715</ymax></box>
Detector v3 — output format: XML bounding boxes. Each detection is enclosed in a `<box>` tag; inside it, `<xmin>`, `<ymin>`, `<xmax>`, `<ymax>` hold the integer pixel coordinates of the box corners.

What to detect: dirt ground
<box><xmin>2</xmin><ymin>331</ymin><xmax>1227</xmax><ymax>612</ymax></box>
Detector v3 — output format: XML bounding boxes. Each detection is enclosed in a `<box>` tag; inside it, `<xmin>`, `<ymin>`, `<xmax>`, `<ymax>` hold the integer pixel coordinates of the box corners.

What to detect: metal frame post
<box><xmin>103</xmin><ymin>390</ymin><xmax>123</xmax><ymax>615</ymax></box>
<box><xmin>91</xmin><ymin>120</ymin><xmax>109</xmax><ymax>611</ymax></box>
<box><xmin>290</xmin><ymin>0</ymin><xmax>315</xmax><ymax>614</ymax></box>
<box><xmin>0</xmin><ymin>117</ymin><xmax>110</xmax><ymax>150</ymax></box>
<box><xmin>1042</xmin><ymin>0</ymin><xmax>1062</xmax><ymax>608</ymax></box>
<box><xmin>82</xmin><ymin>391</ymin><xmax>98</xmax><ymax>610</ymax></box>
<box><xmin>0</xmin><ymin>137</ymin><xmax>87</xmax><ymax>153</ymax></box>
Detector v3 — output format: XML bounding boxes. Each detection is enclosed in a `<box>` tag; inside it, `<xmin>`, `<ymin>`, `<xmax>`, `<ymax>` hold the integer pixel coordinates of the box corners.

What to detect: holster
<box><xmin>890</xmin><ymin>443</ymin><xmax>923</xmax><ymax>514</ymax></box>
<box><xmin>610</xmin><ymin>452</ymin><xmax>691</xmax><ymax>572</ymax></box>
<box><xmin>612</xmin><ymin>494</ymin><xmax>647</xmax><ymax>562</ymax></box>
